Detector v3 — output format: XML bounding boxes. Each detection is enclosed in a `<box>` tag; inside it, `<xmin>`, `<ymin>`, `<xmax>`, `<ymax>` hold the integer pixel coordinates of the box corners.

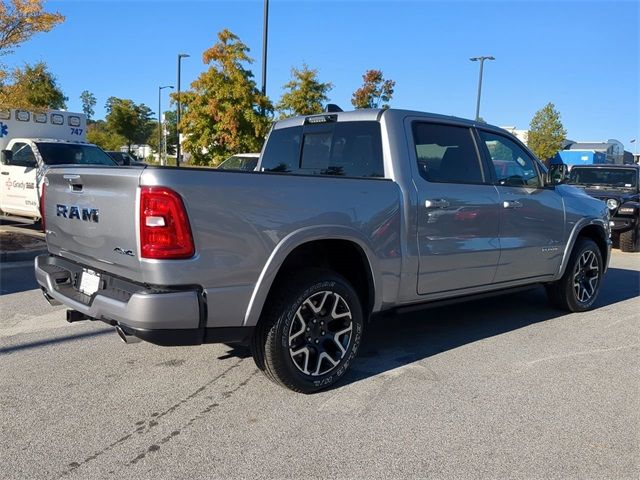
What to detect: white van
<box><xmin>0</xmin><ymin>109</ymin><xmax>116</xmax><ymax>221</ymax></box>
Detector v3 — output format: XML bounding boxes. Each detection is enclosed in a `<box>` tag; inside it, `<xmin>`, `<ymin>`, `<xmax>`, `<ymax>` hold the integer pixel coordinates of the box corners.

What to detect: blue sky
<box><xmin>9</xmin><ymin>0</ymin><xmax>640</xmax><ymax>149</ymax></box>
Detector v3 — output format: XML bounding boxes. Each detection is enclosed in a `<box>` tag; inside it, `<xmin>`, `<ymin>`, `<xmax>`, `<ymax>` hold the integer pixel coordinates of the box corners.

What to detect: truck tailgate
<box><xmin>43</xmin><ymin>167</ymin><xmax>145</xmax><ymax>282</ymax></box>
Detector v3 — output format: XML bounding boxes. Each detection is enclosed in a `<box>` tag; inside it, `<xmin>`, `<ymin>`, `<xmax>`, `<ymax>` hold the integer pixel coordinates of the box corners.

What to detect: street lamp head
<box><xmin>178</xmin><ymin>53</ymin><xmax>190</xmax><ymax>59</ymax></box>
<box><xmin>470</xmin><ymin>56</ymin><xmax>495</xmax><ymax>62</ymax></box>
<box><xmin>159</xmin><ymin>85</ymin><xmax>174</xmax><ymax>90</ymax></box>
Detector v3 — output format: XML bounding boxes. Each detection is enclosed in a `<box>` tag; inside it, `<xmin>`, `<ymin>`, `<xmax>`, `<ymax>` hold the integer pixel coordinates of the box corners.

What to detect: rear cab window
<box><xmin>260</xmin><ymin>121</ymin><xmax>384</xmax><ymax>178</ymax></box>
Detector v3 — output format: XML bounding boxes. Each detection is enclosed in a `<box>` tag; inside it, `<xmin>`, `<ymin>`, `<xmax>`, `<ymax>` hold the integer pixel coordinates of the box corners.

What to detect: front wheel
<box><xmin>546</xmin><ymin>238</ymin><xmax>603</xmax><ymax>312</ymax></box>
<box><xmin>252</xmin><ymin>269</ymin><xmax>364</xmax><ymax>393</ymax></box>
<box><xmin>619</xmin><ymin>227</ymin><xmax>640</xmax><ymax>252</ymax></box>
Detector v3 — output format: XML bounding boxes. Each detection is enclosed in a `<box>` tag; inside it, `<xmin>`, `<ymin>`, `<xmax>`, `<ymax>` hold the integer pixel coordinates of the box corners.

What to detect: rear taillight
<box><xmin>139</xmin><ymin>186</ymin><xmax>194</xmax><ymax>259</ymax></box>
<box><xmin>40</xmin><ymin>181</ymin><xmax>46</xmax><ymax>232</ymax></box>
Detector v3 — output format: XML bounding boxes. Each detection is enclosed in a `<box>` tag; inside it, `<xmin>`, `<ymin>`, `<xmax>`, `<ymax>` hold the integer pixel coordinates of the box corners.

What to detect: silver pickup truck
<box><xmin>36</xmin><ymin>109</ymin><xmax>611</xmax><ymax>392</ymax></box>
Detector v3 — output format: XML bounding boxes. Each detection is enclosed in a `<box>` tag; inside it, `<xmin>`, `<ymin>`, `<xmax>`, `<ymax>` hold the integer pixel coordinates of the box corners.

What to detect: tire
<box><xmin>251</xmin><ymin>268</ymin><xmax>364</xmax><ymax>393</ymax></box>
<box><xmin>546</xmin><ymin>238</ymin><xmax>603</xmax><ymax>312</ymax></box>
<box><xmin>619</xmin><ymin>228</ymin><xmax>640</xmax><ymax>252</ymax></box>
<box><xmin>611</xmin><ymin>232</ymin><xmax>620</xmax><ymax>250</ymax></box>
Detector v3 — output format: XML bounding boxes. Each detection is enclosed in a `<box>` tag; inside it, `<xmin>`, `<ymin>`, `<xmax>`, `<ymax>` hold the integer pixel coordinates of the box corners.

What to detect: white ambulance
<box><xmin>0</xmin><ymin>109</ymin><xmax>116</xmax><ymax>222</ymax></box>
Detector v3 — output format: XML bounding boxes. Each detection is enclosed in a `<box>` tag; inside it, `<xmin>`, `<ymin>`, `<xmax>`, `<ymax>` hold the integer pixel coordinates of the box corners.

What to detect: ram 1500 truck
<box><xmin>36</xmin><ymin>109</ymin><xmax>611</xmax><ymax>393</ymax></box>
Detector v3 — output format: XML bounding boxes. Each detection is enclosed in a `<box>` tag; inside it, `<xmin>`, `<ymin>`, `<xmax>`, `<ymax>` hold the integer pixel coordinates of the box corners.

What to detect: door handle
<box><xmin>503</xmin><ymin>200</ymin><xmax>523</xmax><ymax>209</ymax></box>
<box><xmin>1</xmin><ymin>172</ymin><xmax>9</xmax><ymax>175</ymax></box>
<box><xmin>425</xmin><ymin>199</ymin><xmax>450</xmax><ymax>209</ymax></box>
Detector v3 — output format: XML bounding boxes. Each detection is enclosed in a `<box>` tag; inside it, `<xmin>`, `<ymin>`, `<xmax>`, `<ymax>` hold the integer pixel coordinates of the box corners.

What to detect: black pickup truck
<box><xmin>567</xmin><ymin>164</ymin><xmax>640</xmax><ymax>252</ymax></box>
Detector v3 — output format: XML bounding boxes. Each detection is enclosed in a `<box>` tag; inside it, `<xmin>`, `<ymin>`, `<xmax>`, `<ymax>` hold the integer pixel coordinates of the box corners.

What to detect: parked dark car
<box><xmin>107</xmin><ymin>151</ymin><xmax>146</xmax><ymax>167</ymax></box>
<box><xmin>566</xmin><ymin>164</ymin><xmax>639</xmax><ymax>252</ymax></box>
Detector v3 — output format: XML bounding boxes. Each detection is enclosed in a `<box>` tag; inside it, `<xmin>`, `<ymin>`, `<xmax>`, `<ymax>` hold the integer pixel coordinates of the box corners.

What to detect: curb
<box><xmin>0</xmin><ymin>248</ymin><xmax>48</xmax><ymax>263</ymax></box>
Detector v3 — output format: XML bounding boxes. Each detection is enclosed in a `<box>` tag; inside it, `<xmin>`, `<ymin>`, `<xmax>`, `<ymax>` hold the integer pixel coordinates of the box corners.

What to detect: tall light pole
<box><xmin>176</xmin><ymin>53</ymin><xmax>190</xmax><ymax>167</ymax></box>
<box><xmin>158</xmin><ymin>85</ymin><xmax>173</xmax><ymax>166</ymax></box>
<box><xmin>261</xmin><ymin>0</ymin><xmax>269</xmax><ymax>114</ymax></box>
<box><xmin>470</xmin><ymin>56</ymin><xmax>495</xmax><ymax>121</ymax></box>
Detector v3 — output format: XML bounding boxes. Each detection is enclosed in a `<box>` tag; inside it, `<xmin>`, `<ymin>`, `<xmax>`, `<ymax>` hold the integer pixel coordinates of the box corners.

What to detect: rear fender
<box><xmin>243</xmin><ymin>225</ymin><xmax>381</xmax><ymax>327</ymax></box>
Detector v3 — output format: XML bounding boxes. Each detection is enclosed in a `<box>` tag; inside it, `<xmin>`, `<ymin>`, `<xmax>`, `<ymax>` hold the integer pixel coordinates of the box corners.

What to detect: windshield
<box><xmin>36</xmin><ymin>142</ymin><xmax>117</xmax><ymax>166</ymax></box>
<box><xmin>568</xmin><ymin>168</ymin><xmax>637</xmax><ymax>189</ymax></box>
<box><xmin>218</xmin><ymin>155</ymin><xmax>258</xmax><ymax>171</ymax></box>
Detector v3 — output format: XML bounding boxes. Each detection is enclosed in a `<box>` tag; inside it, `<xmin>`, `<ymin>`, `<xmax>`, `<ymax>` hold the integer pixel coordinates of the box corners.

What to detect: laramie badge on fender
<box><xmin>56</xmin><ymin>204</ymin><xmax>99</xmax><ymax>223</ymax></box>
<box><xmin>114</xmin><ymin>247</ymin><xmax>135</xmax><ymax>257</ymax></box>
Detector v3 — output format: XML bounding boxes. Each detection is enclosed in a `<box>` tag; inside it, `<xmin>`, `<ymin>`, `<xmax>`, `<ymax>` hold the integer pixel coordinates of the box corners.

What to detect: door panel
<box><xmin>417</xmin><ymin>182</ymin><xmax>501</xmax><ymax>294</ymax></box>
<box><xmin>411</xmin><ymin>122</ymin><xmax>501</xmax><ymax>295</ymax></box>
<box><xmin>477</xmin><ymin>130</ymin><xmax>565</xmax><ymax>282</ymax></box>
<box><xmin>494</xmin><ymin>186</ymin><xmax>564</xmax><ymax>281</ymax></box>
<box><xmin>0</xmin><ymin>143</ymin><xmax>39</xmax><ymax>216</ymax></box>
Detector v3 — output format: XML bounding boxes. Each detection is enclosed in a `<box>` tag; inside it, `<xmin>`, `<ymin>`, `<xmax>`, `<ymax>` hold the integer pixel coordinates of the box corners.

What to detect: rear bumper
<box><xmin>35</xmin><ymin>254</ymin><xmax>253</xmax><ymax>346</ymax></box>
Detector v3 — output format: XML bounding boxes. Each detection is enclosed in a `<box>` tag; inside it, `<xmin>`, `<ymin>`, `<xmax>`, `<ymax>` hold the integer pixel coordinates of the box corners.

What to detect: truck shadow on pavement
<box><xmin>334</xmin><ymin>266</ymin><xmax>639</xmax><ymax>390</ymax></box>
<box><xmin>217</xmin><ymin>266</ymin><xmax>639</xmax><ymax>389</ymax></box>
<box><xmin>0</xmin><ymin>328</ymin><xmax>113</xmax><ymax>355</ymax></box>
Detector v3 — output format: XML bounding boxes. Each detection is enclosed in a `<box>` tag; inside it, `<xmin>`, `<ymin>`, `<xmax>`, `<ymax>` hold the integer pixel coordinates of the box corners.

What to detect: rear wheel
<box><xmin>546</xmin><ymin>238</ymin><xmax>603</xmax><ymax>312</ymax></box>
<box><xmin>619</xmin><ymin>228</ymin><xmax>640</xmax><ymax>252</ymax></box>
<box><xmin>252</xmin><ymin>269</ymin><xmax>364</xmax><ymax>393</ymax></box>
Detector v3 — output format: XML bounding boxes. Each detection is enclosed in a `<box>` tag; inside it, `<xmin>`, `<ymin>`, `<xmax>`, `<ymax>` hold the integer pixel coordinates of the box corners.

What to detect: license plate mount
<box><xmin>79</xmin><ymin>269</ymin><xmax>101</xmax><ymax>296</ymax></box>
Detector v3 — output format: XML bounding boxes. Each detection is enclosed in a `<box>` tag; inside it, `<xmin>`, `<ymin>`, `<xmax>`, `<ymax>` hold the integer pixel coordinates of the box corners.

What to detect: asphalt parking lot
<box><xmin>0</xmin><ymin>251</ymin><xmax>638</xmax><ymax>479</ymax></box>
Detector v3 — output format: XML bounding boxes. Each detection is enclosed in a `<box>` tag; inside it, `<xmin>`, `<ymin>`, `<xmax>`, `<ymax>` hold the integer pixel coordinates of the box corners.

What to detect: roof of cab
<box><xmin>273</xmin><ymin>108</ymin><xmax>507</xmax><ymax>134</ymax></box>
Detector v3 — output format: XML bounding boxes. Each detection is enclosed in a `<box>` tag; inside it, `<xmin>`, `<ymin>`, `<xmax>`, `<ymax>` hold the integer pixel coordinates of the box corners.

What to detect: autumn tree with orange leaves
<box><xmin>0</xmin><ymin>0</ymin><xmax>65</xmax><ymax>109</ymax></box>
<box><xmin>176</xmin><ymin>29</ymin><xmax>272</xmax><ymax>166</ymax></box>
<box><xmin>351</xmin><ymin>69</ymin><xmax>395</xmax><ymax>110</ymax></box>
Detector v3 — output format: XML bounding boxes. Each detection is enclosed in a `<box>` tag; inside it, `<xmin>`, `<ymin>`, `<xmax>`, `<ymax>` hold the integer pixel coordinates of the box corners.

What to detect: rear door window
<box><xmin>413</xmin><ymin>123</ymin><xmax>484</xmax><ymax>184</ymax></box>
<box><xmin>261</xmin><ymin>122</ymin><xmax>384</xmax><ymax>178</ymax></box>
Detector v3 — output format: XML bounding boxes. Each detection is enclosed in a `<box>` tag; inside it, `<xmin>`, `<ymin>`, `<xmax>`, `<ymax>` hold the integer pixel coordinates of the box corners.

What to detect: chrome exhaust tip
<box><xmin>41</xmin><ymin>288</ymin><xmax>61</xmax><ymax>306</ymax></box>
<box><xmin>115</xmin><ymin>325</ymin><xmax>142</xmax><ymax>344</ymax></box>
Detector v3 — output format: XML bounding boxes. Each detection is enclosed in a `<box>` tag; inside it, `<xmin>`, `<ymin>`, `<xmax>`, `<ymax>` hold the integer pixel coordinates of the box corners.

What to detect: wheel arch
<box><xmin>243</xmin><ymin>226</ymin><xmax>381</xmax><ymax>327</ymax></box>
<box><xmin>556</xmin><ymin>218</ymin><xmax>611</xmax><ymax>279</ymax></box>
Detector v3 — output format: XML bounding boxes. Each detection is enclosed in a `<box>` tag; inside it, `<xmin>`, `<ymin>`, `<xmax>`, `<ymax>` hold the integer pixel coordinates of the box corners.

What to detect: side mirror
<box><xmin>547</xmin><ymin>163</ymin><xmax>567</xmax><ymax>185</ymax></box>
<box><xmin>0</xmin><ymin>149</ymin><xmax>12</xmax><ymax>165</ymax></box>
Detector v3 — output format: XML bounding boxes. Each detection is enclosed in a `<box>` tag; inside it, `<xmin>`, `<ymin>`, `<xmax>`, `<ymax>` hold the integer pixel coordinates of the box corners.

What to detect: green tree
<box><xmin>351</xmin><ymin>69</ymin><xmax>395</xmax><ymax>109</ymax></box>
<box><xmin>86</xmin><ymin>120</ymin><xmax>126</xmax><ymax>151</ymax></box>
<box><xmin>276</xmin><ymin>64</ymin><xmax>332</xmax><ymax>118</ymax></box>
<box><xmin>105</xmin><ymin>97</ymin><xmax>154</xmax><ymax>153</ymax></box>
<box><xmin>80</xmin><ymin>90</ymin><xmax>96</xmax><ymax>120</ymax></box>
<box><xmin>176</xmin><ymin>29</ymin><xmax>272</xmax><ymax>166</ymax></box>
<box><xmin>528</xmin><ymin>102</ymin><xmax>567</xmax><ymax>165</ymax></box>
<box><xmin>2</xmin><ymin>61</ymin><xmax>67</xmax><ymax>109</ymax></box>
